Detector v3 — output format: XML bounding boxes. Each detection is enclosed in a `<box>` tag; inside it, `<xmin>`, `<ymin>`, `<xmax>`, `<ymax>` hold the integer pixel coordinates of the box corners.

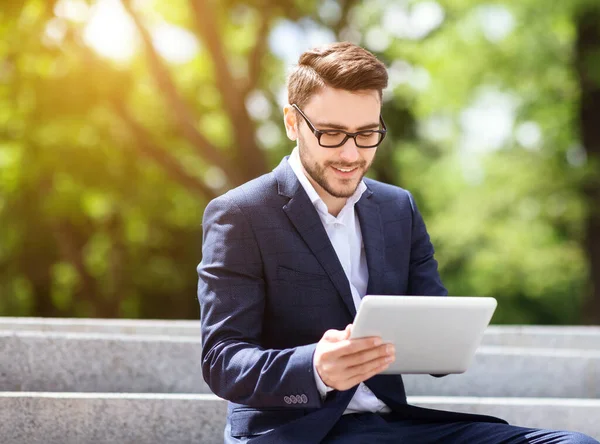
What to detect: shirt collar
<box><xmin>287</xmin><ymin>146</ymin><xmax>367</xmax><ymax>211</ymax></box>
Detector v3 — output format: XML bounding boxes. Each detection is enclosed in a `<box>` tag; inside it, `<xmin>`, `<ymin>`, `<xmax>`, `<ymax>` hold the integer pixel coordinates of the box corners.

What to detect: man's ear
<box><xmin>283</xmin><ymin>105</ymin><xmax>298</xmax><ymax>141</ymax></box>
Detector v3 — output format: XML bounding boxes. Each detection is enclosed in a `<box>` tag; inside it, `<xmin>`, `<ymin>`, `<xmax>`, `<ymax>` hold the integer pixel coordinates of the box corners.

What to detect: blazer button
<box><xmin>300</xmin><ymin>394</ymin><xmax>308</xmax><ymax>404</ymax></box>
<box><xmin>290</xmin><ymin>395</ymin><xmax>298</xmax><ymax>404</ymax></box>
<box><xmin>284</xmin><ymin>396</ymin><xmax>291</xmax><ymax>404</ymax></box>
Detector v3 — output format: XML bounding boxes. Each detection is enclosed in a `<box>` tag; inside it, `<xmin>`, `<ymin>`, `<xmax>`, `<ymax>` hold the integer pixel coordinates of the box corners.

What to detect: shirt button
<box><xmin>362</xmin><ymin>385</ymin><xmax>370</xmax><ymax>392</ymax></box>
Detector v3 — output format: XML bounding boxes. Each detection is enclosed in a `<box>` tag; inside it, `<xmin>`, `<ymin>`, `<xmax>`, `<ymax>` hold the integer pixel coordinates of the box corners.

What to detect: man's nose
<box><xmin>339</xmin><ymin>137</ymin><xmax>360</xmax><ymax>163</ymax></box>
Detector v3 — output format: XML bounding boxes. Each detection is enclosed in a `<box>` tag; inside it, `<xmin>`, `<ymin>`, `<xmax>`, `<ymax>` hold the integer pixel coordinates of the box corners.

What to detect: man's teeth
<box><xmin>334</xmin><ymin>167</ymin><xmax>355</xmax><ymax>172</ymax></box>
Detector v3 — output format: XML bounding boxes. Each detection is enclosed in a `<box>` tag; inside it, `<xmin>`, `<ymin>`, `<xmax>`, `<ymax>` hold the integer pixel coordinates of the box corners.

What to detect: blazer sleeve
<box><xmin>197</xmin><ymin>193</ymin><xmax>322</xmax><ymax>408</ymax></box>
<box><xmin>406</xmin><ymin>191</ymin><xmax>448</xmax><ymax>297</ymax></box>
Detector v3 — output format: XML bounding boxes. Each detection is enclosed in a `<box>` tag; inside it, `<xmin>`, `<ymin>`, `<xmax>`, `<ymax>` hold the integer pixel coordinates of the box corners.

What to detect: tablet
<box><xmin>350</xmin><ymin>295</ymin><xmax>497</xmax><ymax>374</ymax></box>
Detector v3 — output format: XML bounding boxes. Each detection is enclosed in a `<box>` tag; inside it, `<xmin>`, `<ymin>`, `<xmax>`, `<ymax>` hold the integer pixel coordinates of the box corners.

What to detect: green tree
<box><xmin>1</xmin><ymin>0</ymin><xmax>599</xmax><ymax>325</ymax></box>
<box><xmin>367</xmin><ymin>0</ymin><xmax>600</xmax><ymax>324</ymax></box>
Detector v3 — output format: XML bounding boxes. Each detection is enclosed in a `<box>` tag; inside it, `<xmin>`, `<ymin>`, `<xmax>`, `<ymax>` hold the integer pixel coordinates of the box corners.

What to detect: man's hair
<box><xmin>287</xmin><ymin>42</ymin><xmax>388</xmax><ymax>109</ymax></box>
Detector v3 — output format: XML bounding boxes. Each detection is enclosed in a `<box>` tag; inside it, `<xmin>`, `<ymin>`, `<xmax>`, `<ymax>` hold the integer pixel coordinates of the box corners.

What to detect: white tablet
<box><xmin>350</xmin><ymin>295</ymin><xmax>497</xmax><ymax>374</ymax></box>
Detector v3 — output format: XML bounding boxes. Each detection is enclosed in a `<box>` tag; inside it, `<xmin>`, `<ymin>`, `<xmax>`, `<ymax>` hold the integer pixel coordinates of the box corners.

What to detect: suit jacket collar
<box><xmin>275</xmin><ymin>156</ymin><xmax>302</xmax><ymax>199</ymax></box>
<box><xmin>356</xmin><ymin>187</ymin><xmax>384</xmax><ymax>295</ymax></box>
<box><xmin>274</xmin><ymin>157</ymin><xmax>385</xmax><ymax>317</ymax></box>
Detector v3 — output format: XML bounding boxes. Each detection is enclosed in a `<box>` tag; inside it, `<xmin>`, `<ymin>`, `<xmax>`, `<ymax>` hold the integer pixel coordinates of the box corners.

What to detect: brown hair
<box><xmin>287</xmin><ymin>42</ymin><xmax>388</xmax><ymax>110</ymax></box>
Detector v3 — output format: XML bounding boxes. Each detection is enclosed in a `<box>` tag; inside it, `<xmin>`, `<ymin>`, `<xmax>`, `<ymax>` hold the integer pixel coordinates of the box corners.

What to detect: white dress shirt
<box><xmin>288</xmin><ymin>147</ymin><xmax>391</xmax><ymax>415</ymax></box>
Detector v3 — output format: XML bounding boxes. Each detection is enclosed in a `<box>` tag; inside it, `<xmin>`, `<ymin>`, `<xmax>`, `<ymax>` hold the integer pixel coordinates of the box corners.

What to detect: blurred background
<box><xmin>0</xmin><ymin>0</ymin><xmax>599</xmax><ymax>324</ymax></box>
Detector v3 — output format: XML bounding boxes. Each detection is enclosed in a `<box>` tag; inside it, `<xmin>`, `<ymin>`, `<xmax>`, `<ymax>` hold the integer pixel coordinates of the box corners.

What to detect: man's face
<box><xmin>288</xmin><ymin>87</ymin><xmax>381</xmax><ymax>200</ymax></box>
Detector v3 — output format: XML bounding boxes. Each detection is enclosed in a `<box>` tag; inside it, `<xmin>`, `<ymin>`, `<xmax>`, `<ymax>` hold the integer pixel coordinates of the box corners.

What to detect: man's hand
<box><xmin>314</xmin><ymin>324</ymin><xmax>395</xmax><ymax>391</ymax></box>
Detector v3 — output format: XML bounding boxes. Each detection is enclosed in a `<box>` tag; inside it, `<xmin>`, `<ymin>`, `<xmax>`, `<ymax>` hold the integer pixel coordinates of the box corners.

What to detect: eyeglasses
<box><xmin>291</xmin><ymin>104</ymin><xmax>387</xmax><ymax>148</ymax></box>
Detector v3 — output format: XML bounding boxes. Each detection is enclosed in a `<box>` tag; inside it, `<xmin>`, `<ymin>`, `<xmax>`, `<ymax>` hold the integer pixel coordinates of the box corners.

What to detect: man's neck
<box><xmin>304</xmin><ymin>173</ymin><xmax>347</xmax><ymax>217</ymax></box>
<box><xmin>324</xmin><ymin>198</ymin><xmax>346</xmax><ymax>217</ymax></box>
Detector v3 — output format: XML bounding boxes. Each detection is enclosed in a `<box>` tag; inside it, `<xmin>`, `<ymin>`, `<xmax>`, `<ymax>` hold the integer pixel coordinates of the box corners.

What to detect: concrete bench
<box><xmin>411</xmin><ymin>397</ymin><xmax>600</xmax><ymax>439</ymax></box>
<box><xmin>0</xmin><ymin>317</ymin><xmax>201</xmax><ymax>337</ymax></box>
<box><xmin>2</xmin><ymin>321</ymin><xmax>599</xmax><ymax>443</ymax></box>
<box><xmin>484</xmin><ymin>326</ymin><xmax>600</xmax><ymax>349</ymax></box>
<box><xmin>403</xmin><ymin>346</ymin><xmax>600</xmax><ymax>398</ymax></box>
<box><xmin>2</xmin><ymin>318</ymin><xmax>599</xmax><ymax>349</ymax></box>
<box><xmin>2</xmin><ymin>331</ymin><xmax>599</xmax><ymax>398</ymax></box>
<box><xmin>1</xmin><ymin>393</ymin><xmax>598</xmax><ymax>444</ymax></box>
<box><xmin>0</xmin><ymin>392</ymin><xmax>226</xmax><ymax>444</ymax></box>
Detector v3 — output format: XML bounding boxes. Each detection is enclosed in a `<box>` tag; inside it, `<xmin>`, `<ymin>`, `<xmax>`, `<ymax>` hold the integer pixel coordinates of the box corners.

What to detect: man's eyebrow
<box><xmin>312</xmin><ymin>121</ymin><xmax>381</xmax><ymax>131</ymax></box>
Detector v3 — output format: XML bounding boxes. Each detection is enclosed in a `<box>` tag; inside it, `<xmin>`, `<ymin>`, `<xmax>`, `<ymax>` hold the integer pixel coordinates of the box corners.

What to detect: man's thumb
<box><xmin>323</xmin><ymin>325</ymin><xmax>352</xmax><ymax>342</ymax></box>
<box><xmin>344</xmin><ymin>324</ymin><xmax>352</xmax><ymax>339</ymax></box>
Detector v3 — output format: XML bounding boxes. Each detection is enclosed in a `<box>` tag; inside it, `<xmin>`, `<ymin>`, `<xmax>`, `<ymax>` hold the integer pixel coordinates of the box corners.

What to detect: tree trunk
<box><xmin>575</xmin><ymin>5</ymin><xmax>600</xmax><ymax>324</ymax></box>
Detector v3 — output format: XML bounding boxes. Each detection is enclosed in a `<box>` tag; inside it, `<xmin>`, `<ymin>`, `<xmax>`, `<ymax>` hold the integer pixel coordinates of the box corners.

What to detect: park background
<box><xmin>1</xmin><ymin>0</ymin><xmax>599</xmax><ymax>325</ymax></box>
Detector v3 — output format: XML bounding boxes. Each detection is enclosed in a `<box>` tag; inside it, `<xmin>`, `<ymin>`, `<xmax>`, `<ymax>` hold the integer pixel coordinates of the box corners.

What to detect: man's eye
<box><xmin>324</xmin><ymin>131</ymin><xmax>342</xmax><ymax>136</ymax></box>
<box><xmin>357</xmin><ymin>131</ymin><xmax>375</xmax><ymax>139</ymax></box>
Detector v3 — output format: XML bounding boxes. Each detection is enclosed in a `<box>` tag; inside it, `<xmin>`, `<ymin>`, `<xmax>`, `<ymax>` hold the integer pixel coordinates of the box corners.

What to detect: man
<box><xmin>197</xmin><ymin>42</ymin><xmax>598</xmax><ymax>443</ymax></box>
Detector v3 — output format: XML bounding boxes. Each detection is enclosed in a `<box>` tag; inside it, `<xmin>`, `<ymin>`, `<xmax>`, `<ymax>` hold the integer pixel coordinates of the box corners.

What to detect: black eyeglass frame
<box><xmin>291</xmin><ymin>104</ymin><xmax>387</xmax><ymax>148</ymax></box>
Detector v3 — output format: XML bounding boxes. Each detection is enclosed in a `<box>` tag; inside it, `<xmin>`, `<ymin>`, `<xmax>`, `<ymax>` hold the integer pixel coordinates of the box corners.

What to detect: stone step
<box><xmin>0</xmin><ymin>393</ymin><xmax>598</xmax><ymax>443</ymax></box>
<box><xmin>484</xmin><ymin>326</ymin><xmax>600</xmax><ymax>349</ymax></box>
<box><xmin>403</xmin><ymin>346</ymin><xmax>600</xmax><ymax>398</ymax></box>
<box><xmin>2</xmin><ymin>331</ymin><xmax>599</xmax><ymax>398</ymax></box>
<box><xmin>411</xmin><ymin>397</ymin><xmax>600</xmax><ymax>440</ymax></box>
<box><xmin>0</xmin><ymin>330</ymin><xmax>211</xmax><ymax>393</ymax></box>
<box><xmin>2</xmin><ymin>317</ymin><xmax>599</xmax><ymax>349</ymax></box>
<box><xmin>0</xmin><ymin>317</ymin><xmax>201</xmax><ymax>336</ymax></box>
<box><xmin>0</xmin><ymin>392</ymin><xmax>226</xmax><ymax>444</ymax></box>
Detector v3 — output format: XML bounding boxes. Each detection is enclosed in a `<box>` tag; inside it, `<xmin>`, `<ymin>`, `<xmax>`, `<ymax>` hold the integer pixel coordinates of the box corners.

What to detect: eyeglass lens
<box><xmin>319</xmin><ymin>131</ymin><xmax>383</xmax><ymax>148</ymax></box>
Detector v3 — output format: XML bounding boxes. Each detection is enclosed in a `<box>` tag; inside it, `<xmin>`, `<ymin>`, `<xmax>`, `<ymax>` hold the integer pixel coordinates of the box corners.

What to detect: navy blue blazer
<box><xmin>197</xmin><ymin>157</ymin><xmax>506</xmax><ymax>443</ymax></box>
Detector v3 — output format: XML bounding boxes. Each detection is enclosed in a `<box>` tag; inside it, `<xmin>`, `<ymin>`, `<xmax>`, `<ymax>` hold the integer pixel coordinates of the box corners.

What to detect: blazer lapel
<box><xmin>275</xmin><ymin>158</ymin><xmax>356</xmax><ymax>318</ymax></box>
<box><xmin>356</xmin><ymin>187</ymin><xmax>385</xmax><ymax>295</ymax></box>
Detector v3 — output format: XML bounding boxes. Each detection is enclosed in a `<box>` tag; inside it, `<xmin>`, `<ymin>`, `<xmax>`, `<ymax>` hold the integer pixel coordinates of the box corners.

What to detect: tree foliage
<box><xmin>1</xmin><ymin>0</ymin><xmax>599</xmax><ymax>324</ymax></box>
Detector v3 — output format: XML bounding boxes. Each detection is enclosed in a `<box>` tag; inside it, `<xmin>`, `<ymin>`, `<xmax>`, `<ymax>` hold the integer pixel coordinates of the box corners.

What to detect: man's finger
<box><xmin>341</xmin><ymin>360</ymin><xmax>392</xmax><ymax>390</ymax></box>
<box><xmin>322</xmin><ymin>328</ymin><xmax>349</xmax><ymax>342</ymax></box>
<box><xmin>345</xmin><ymin>350</ymin><xmax>395</xmax><ymax>380</ymax></box>
<box><xmin>341</xmin><ymin>343</ymin><xmax>394</xmax><ymax>368</ymax></box>
<box><xmin>328</xmin><ymin>336</ymin><xmax>383</xmax><ymax>358</ymax></box>
<box><xmin>344</xmin><ymin>336</ymin><xmax>384</xmax><ymax>354</ymax></box>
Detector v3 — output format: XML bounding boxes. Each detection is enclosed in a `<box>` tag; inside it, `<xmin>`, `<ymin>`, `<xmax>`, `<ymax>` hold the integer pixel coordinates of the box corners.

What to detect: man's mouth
<box><xmin>333</xmin><ymin>166</ymin><xmax>357</xmax><ymax>173</ymax></box>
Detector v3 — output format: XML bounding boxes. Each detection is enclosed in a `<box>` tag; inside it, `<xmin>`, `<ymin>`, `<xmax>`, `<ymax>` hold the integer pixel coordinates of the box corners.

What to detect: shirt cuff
<box><xmin>313</xmin><ymin>356</ymin><xmax>334</xmax><ymax>399</ymax></box>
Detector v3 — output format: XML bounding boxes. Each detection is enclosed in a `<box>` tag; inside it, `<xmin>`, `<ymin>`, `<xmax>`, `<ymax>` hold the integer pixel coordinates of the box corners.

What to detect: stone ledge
<box><xmin>483</xmin><ymin>326</ymin><xmax>600</xmax><ymax>349</ymax></box>
<box><xmin>404</xmin><ymin>346</ymin><xmax>600</xmax><ymax>398</ymax></box>
<box><xmin>0</xmin><ymin>392</ymin><xmax>226</xmax><ymax>444</ymax></box>
<box><xmin>0</xmin><ymin>393</ymin><xmax>598</xmax><ymax>444</ymax></box>
<box><xmin>0</xmin><ymin>317</ymin><xmax>201</xmax><ymax>336</ymax></box>
<box><xmin>410</xmin><ymin>396</ymin><xmax>600</xmax><ymax>439</ymax></box>
<box><xmin>2</xmin><ymin>331</ymin><xmax>599</xmax><ymax>397</ymax></box>
<box><xmin>0</xmin><ymin>330</ymin><xmax>210</xmax><ymax>393</ymax></box>
<box><xmin>1</xmin><ymin>318</ymin><xmax>599</xmax><ymax>349</ymax></box>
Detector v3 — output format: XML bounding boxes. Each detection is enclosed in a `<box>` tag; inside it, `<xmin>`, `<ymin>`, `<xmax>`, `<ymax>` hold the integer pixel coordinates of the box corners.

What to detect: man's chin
<box><xmin>326</xmin><ymin>183</ymin><xmax>360</xmax><ymax>199</ymax></box>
